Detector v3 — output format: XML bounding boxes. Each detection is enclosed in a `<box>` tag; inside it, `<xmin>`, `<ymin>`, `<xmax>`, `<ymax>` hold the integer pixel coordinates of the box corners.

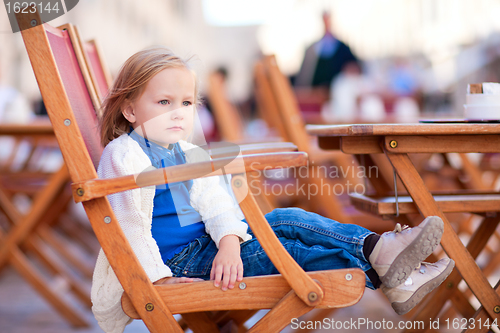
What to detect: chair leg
<box><xmin>9</xmin><ymin>244</ymin><xmax>89</xmax><ymax>327</ymax></box>
<box><xmin>37</xmin><ymin>225</ymin><xmax>94</xmax><ymax>279</ymax></box>
<box><xmin>248</xmin><ymin>290</ymin><xmax>313</xmax><ymax>333</ymax></box>
<box><xmin>213</xmin><ymin>310</ymin><xmax>258</xmax><ymax>332</ymax></box>
<box><xmin>24</xmin><ymin>235</ymin><xmax>92</xmax><ymax>308</ymax></box>
<box><xmin>181</xmin><ymin>312</ymin><xmax>220</xmax><ymax>333</ymax></box>
<box><xmin>291</xmin><ymin>308</ymin><xmax>338</xmax><ymax>333</ymax></box>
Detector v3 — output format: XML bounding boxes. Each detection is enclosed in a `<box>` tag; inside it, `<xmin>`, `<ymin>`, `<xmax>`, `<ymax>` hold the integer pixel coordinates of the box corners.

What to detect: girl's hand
<box><xmin>153</xmin><ymin>277</ymin><xmax>204</xmax><ymax>285</ymax></box>
<box><xmin>210</xmin><ymin>235</ymin><xmax>243</xmax><ymax>291</ymax></box>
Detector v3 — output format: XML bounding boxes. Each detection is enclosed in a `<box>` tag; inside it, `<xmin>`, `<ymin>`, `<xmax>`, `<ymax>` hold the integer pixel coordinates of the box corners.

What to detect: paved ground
<box><xmin>0</xmin><ymin>261</ymin><xmax>476</xmax><ymax>333</ymax></box>
<box><xmin>1</xmin><ymin>212</ymin><xmax>496</xmax><ymax>333</ymax></box>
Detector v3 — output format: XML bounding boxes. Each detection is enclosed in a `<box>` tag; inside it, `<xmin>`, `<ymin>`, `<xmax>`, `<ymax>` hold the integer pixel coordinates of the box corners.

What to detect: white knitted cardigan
<box><xmin>91</xmin><ymin>134</ymin><xmax>251</xmax><ymax>333</ymax></box>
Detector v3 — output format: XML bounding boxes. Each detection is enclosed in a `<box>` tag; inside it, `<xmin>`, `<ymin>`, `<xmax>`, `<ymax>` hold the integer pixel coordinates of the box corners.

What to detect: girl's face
<box><xmin>122</xmin><ymin>67</ymin><xmax>196</xmax><ymax>148</ymax></box>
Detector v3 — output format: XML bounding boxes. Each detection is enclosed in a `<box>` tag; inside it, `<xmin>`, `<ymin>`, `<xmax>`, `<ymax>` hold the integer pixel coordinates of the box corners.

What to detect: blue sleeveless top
<box><xmin>129</xmin><ymin>131</ymin><xmax>206</xmax><ymax>261</ymax></box>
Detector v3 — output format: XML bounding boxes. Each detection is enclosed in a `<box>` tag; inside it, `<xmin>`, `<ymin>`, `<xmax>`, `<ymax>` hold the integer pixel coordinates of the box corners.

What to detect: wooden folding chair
<box><xmin>207</xmin><ymin>70</ymin><xmax>306</xmax><ymax>214</ymax></box>
<box><xmin>63</xmin><ymin>22</ymin><xmax>297</xmax><ymax>333</ymax></box>
<box><xmin>17</xmin><ymin>10</ymin><xmax>367</xmax><ymax>333</ymax></box>
<box><xmin>257</xmin><ymin>55</ymin><xmax>394</xmax><ymax>232</ymax></box>
<box><xmin>207</xmin><ymin>71</ymin><xmax>247</xmax><ymax>143</ymax></box>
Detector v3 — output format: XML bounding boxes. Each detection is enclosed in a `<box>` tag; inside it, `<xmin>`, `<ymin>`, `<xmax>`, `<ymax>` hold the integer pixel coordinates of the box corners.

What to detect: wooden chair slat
<box><xmin>350</xmin><ymin>192</ymin><xmax>500</xmax><ymax>215</ymax></box>
<box><xmin>122</xmin><ymin>269</ymin><xmax>365</xmax><ymax>318</ymax></box>
<box><xmin>84</xmin><ymin>40</ymin><xmax>111</xmax><ymax>101</ymax></box>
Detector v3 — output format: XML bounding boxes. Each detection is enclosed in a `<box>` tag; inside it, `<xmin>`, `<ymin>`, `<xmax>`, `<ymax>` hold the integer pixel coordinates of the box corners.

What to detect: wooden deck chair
<box><xmin>207</xmin><ymin>71</ymin><xmax>246</xmax><ymax>143</ymax></box>
<box><xmin>17</xmin><ymin>10</ymin><xmax>366</xmax><ymax>333</ymax></box>
<box><xmin>208</xmin><ymin>69</ymin><xmax>307</xmax><ymax>215</ymax></box>
<box><xmin>253</xmin><ymin>62</ymin><xmax>288</xmax><ymax>142</ymax></box>
<box><xmin>207</xmin><ymin>70</ymin><xmax>285</xmax><ymax>144</ymax></box>
<box><xmin>0</xmin><ymin>152</ymin><xmax>92</xmax><ymax>327</ymax></box>
<box><xmin>14</xmin><ymin>21</ymin><xmax>276</xmax><ymax>332</ymax></box>
<box><xmin>258</xmin><ymin>55</ymin><xmax>394</xmax><ymax>232</ymax></box>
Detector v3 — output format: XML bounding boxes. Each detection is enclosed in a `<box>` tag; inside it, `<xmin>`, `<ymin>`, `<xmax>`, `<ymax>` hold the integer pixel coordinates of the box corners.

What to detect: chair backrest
<box><xmin>262</xmin><ymin>55</ymin><xmax>312</xmax><ymax>153</ymax></box>
<box><xmin>83</xmin><ymin>39</ymin><xmax>113</xmax><ymax>103</ymax></box>
<box><xmin>253</xmin><ymin>61</ymin><xmax>287</xmax><ymax>140</ymax></box>
<box><xmin>207</xmin><ymin>72</ymin><xmax>245</xmax><ymax>142</ymax></box>
<box><xmin>41</xmin><ymin>22</ymin><xmax>104</xmax><ymax>169</ymax></box>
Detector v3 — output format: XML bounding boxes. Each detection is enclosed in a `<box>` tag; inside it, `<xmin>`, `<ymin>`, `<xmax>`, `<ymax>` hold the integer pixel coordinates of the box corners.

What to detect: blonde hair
<box><xmin>99</xmin><ymin>46</ymin><xmax>199</xmax><ymax>147</ymax></box>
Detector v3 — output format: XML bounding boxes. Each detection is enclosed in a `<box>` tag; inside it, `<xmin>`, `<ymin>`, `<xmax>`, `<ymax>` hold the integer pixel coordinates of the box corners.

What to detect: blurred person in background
<box><xmin>294</xmin><ymin>11</ymin><xmax>360</xmax><ymax>118</ymax></box>
<box><xmin>295</xmin><ymin>11</ymin><xmax>359</xmax><ymax>90</ymax></box>
<box><xmin>322</xmin><ymin>61</ymin><xmax>385</xmax><ymax>123</ymax></box>
<box><xmin>0</xmin><ymin>61</ymin><xmax>34</xmax><ymax>165</ymax></box>
<box><xmin>0</xmin><ymin>65</ymin><xmax>33</xmax><ymax>124</ymax></box>
<box><xmin>386</xmin><ymin>57</ymin><xmax>422</xmax><ymax>122</ymax></box>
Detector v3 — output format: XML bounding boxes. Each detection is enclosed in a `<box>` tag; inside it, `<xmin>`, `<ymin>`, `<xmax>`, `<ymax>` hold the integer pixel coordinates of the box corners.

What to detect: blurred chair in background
<box><xmin>0</xmin><ymin>21</ymin><xmax>107</xmax><ymax>328</ymax></box>
<box><xmin>257</xmin><ymin>55</ymin><xmax>394</xmax><ymax>233</ymax></box>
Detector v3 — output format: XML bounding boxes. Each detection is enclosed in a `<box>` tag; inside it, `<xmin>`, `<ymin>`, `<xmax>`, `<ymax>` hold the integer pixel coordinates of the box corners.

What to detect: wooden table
<box><xmin>306</xmin><ymin>123</ymin><xmax>500</xmax><ymax>329</ymax></box>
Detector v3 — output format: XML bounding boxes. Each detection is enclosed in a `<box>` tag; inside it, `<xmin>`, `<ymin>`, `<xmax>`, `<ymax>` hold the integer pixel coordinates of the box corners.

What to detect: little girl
<box><xmin>91</xmin><ymin>47</ymin><xmax>454</xmax><ymax>333</ymax></box>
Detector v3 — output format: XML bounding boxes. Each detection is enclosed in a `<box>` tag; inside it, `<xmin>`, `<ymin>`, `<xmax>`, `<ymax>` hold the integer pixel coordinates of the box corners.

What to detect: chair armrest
<box><xmin>230</xmin><ymin>136</ymin><xmax>284</xmax><ymax>145</ymax></box>
<box><xmin>206</xmin><ymin>141</ymin><xmax>297</xmax><ymax>158</ymax></box>
<box><xmin>72</xmin><ymin>151</ymin><xmax>308</xmax><ymax>202</ymax></box>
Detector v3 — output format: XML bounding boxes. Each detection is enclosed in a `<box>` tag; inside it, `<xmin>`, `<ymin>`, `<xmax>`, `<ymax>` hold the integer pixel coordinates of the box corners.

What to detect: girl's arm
<box><xmin>190</xmin><ymin>174</ymin><xmax>250</xmax><ymax>290</ymax></box>
<box><xmin>180</xmin><ymin>141</ymin><xmax>251</xmax><ymax>290</ymax></box>
<box><xmin>210</xmin><ymin>234</ymin><xmax>243</xmax><ymax>291</ymax></box>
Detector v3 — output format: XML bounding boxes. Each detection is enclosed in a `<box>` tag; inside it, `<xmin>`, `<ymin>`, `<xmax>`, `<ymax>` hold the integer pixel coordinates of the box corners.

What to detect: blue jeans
<box><xmin>165</xmin><ymin>207</ymin><xmax>377</xmax><ymax>289</ymax></box>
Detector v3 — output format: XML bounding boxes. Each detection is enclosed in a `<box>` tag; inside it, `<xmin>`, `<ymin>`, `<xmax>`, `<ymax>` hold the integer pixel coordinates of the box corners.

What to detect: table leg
<box><xmin>385</xmin><ymin>151</ymin><xmax>500</xmax><ymax>321</ymax></box>
<box><xmin>465</xmin><ymin>280</ymin><xmax>500</xmax><ymax>333</ymax></box>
